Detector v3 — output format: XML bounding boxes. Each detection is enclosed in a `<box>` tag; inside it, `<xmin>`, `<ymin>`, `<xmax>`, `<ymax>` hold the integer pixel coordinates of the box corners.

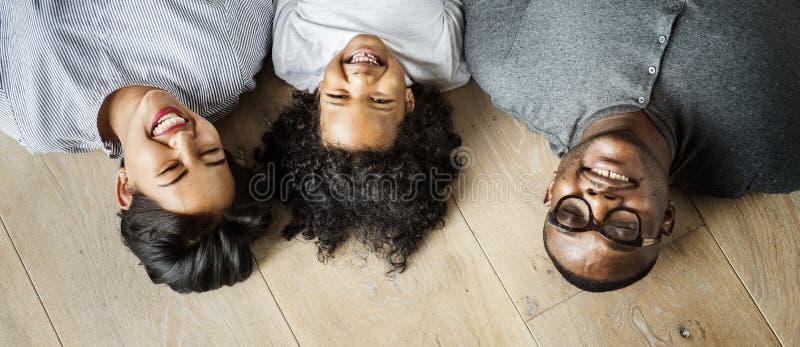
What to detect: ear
<box><xmin>115</xmin><ymin>168</ymin><xmax>133</xmax><ymax>210</ymax></box>
<box><xmin>660</xmin><ymin>201</ymin><xmax>676</xmax><ymax>236</ymax></box>
<box><xmin>543</xmin><ymin>171</ymin><xmax>557</xmax><ymax>207</ymax></box>
<box><xmin>405</xmin><ymin>88</ymin><xmax>415</xmax><ymax>112</ymax></box>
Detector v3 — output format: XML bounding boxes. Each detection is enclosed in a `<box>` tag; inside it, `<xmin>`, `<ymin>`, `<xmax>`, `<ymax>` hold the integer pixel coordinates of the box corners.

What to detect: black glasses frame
<box><xmin>547</xmin><ymin>195</ymin><xmax>659</xmax><ymax>247</ymax></box>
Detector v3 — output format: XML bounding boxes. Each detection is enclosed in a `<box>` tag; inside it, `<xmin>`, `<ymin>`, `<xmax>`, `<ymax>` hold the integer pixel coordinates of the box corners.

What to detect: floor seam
<box><xmin>0</xmin><ymin>214</ymin><xmax>65</xmax><ymax>346</ymax></box>
<box><xmin>252</xmin><ymin>254</ymin><xmax>302</xmax><ymax>346</ymax></box>
<box><xmin>525</xmin><ymin>289</ymin><xmax>582</xmax><ymax>323</ymax></box>
<box><xmin>687</xmin><ymin>195</ymin><xmax>784</xmax><ymax>346</ymax></box>
<box><xmin>450</xmin><ymin>196</ymin><xmax>541</xmax><ymax>347</ymax></box>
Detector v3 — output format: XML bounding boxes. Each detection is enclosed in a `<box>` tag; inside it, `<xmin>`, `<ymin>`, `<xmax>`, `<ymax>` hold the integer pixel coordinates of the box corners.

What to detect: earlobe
<box><xmin>405</xmin><ymin>88</ymin><xmax>415</xmax><ymax>112</ymax></box>
<box><xmin>115</xmin><ymin>168</ymin><xmax>133</xmax><ymax>210</ymax></box>
<box><xmin>661</xmin><ymin>201</ymin><xmax>676</xmax><ymax>236</ymax></box>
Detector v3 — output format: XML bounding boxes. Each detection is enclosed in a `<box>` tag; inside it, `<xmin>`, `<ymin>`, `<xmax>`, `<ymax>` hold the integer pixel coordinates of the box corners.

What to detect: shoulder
<box><xmin>464</xmin><ymin>0</ymin><xmax>530</xmax><ymax>67</ymax></box>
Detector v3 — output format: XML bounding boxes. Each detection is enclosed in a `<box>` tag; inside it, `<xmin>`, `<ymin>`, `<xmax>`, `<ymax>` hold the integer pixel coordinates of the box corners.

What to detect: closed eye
<box><xmin>610</xmin><ymin>224</ymin><xmax>637</xmax><ymax>232</ymax></box>
<box><xmin>200</xmin><ymin>148</ymin><xmax>221</xmax><ymax>157</ymax></box>
<box><xmin>158</xmin><ymin>161</ymin><xmax>180</xmax><ymax>176</ymax></box>
<box><xmin>371</xmin><ymin>97</ymin><xmax>393</xmax><ymax>104</ymax></box>
<box><xmin>326</xmin><ymin>94</ymin><xmax>348</xmax><ymax>99</ymax></box>
<box><xmin>562</xmin><ymin>206</ymin><xmax>585</xmax><ymax>218</ymax></box>
<box><xmin>201</xmin><ymin>148</ymin><xmax>226</xmax><ymax>166</ymax></box>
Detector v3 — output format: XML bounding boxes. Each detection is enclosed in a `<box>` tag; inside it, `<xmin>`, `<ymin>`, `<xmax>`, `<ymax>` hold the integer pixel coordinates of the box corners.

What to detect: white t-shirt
<box><xmin>272</xmin><ymin>0</ymin><xmax>470</xmax><ymax>92</ymax></box>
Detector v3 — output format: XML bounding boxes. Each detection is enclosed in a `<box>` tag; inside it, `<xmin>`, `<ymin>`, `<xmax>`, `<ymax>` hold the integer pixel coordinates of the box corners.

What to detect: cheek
<box><xmin>125</xmin><ymin>143</ymin><xmax>172</xmax><ymax>177</ymax></box>
<box><xmin>321</xmin><ymin>56</ymin><xmax>344</xmax><ymax>83</ymax></box>
<box><xmin>552</xmin><ymin>176</ymin><xmax>578</xmax><ymax>198</ymax></box>
<box><xmin>193</xmin><ymin>116</ymin><xmax>223</xmax><ymax>143</ymax></box>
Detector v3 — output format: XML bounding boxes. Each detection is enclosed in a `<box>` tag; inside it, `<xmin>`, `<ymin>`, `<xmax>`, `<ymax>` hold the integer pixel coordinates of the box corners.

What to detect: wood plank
<box><xmin>528</xmin><ymin>227</ymin><xmax>780</xmax><ymax>346</ymax></box>
<box><xmin>221</xmin><ymin>66</ymin><xmax>535</xmax><ymax>345</ymax></box>
<box><xmin>692</xmin><ymin>192</ymin><xmax>800</xmax><ymax>345</ymax></box>
<box><xmin>0</xmin><ymin>211</ymin><xmax>61</xmax><ymax>346</ymax></box>
<box><xmin>252</xmin><ymin>201</ymin><xmax>537</xmax><ymax>345</ymax></box>
<box><xmin>0</xmin><ymin>120</ymin><xmax>297</xmax><ymax>345</ymax></box>
<box><xmin>446</xmin><ymin>81</ymin><xmax>706</xmax><ymax>320</ymax></box>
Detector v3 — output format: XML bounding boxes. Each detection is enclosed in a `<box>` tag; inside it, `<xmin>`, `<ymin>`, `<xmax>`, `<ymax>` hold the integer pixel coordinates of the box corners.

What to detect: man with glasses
<box><xmin>463</xmin><ymin>0</ymin><xmax>799</xmax><ymax>291</ymax></box>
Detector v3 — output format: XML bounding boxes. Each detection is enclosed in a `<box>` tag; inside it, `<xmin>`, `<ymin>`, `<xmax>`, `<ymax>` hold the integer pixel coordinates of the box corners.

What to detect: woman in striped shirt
<box><xmin>1</xmin><ymin>1</ymin><xmax>275</xmax><ymax>292</ymax></box>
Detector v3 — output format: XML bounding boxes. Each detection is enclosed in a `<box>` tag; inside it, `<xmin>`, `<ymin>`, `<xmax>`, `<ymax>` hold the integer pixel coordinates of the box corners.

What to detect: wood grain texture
<box><xmin>220</xmin><ymin>67</ymin><xmax>535</xmax><ymax>345</ymax></box>
<box><xmin>528</xmin><ymin>227</ymin><xmax>780</xmax><ymax>346</ymax></box>
<box><xmin>0</xmin><ymin>120</ymin><xmax>296</xmax><ymax>345</ymax></box>
<box><xmin>0</xmin><ymin>212</ymin><xmax>61</xmax><ymax>346</ymax></box>
<box><xmin>252</xmin><ymin>202</ymin><xmax>537</xmax><ymax>346</ymax></box>
<box><xmin>446</xmin><ymin>81</ymin><xmax>706</xmax><ymax>320</ymax></box>
<box><xmin>692</xmin><ymin>192</ymin><xmax>800</xmax><ymax>346</ymax></box>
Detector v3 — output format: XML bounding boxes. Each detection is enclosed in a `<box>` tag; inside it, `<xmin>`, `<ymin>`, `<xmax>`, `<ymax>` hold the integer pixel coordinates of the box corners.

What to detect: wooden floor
<box><xmin>1</xmin><ymin>65</ymin><xmax>798</xmax><ymax>346</ymax></box>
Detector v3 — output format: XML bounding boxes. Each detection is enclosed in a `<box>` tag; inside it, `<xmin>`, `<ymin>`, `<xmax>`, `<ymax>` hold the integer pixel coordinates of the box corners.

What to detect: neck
<box><xmin>97</xmin><ymin>85</ymin><xmax>154</xmax><ymax>145</ymax></box>
<box><xmin>581</xmin><ymin>111</ymin><xmax>673</xmax><ymax>172</ymax></box>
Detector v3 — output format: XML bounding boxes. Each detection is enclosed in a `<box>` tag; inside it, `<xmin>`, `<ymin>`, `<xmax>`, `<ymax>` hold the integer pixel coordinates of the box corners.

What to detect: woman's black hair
<box><xmin>118</xmin><ymin>151</ymin><xmax>271</xmax><ymax>293</ymax></box>
<box><xmin>263</xmin><ymin>84</ymin><xmax>461</xmax><ymax>272</ymax></box>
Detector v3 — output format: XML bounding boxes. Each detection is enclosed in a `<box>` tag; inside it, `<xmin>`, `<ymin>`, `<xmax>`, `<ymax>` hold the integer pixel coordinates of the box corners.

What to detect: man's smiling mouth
<box><xmin>589</xmin><ymin>167</ymin><xmax>630</xmax><ymax>182</ymax></box>
<box><xmin>582</xmin><ymin>167</ymin><xmax>638</xmax><ymax>190</ymax></box>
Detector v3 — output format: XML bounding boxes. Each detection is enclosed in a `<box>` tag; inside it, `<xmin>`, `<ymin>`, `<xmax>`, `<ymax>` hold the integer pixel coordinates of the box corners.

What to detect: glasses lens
<box><xmin>603</xmin><ymin>210</ymin><xmax>640</xmax><ymax>241</ymax></box>
<box><xmin>556</xmin><ymin>197</ymin><xmax>590</xmax><ymax>229</ymax></box>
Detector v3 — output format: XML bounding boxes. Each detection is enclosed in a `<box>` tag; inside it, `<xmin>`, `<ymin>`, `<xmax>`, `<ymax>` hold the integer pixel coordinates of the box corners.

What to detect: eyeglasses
<box><xmin>547</xmin><ymin>195</ymin><xmax>658</xmax><ymax>247</ymax></box>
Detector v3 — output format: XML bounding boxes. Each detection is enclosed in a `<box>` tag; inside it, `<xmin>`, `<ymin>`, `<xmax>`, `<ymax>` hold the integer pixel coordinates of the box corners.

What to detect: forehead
<box><xmin>543</xmin><ymin>224</ymin><xmax>647</xmax><ymax>281</ymax></box>
<box><xmin>320</xmin><ymin>105</ymin><xmax>402</xmax><ymax>151</ymax></box>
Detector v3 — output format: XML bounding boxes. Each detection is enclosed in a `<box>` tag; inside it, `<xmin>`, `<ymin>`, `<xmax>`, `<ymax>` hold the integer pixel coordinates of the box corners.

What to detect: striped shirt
<box><xmin>0</xmin><ymin>0</ymin><xmax>274</xmax><ymax>158</ymax></box>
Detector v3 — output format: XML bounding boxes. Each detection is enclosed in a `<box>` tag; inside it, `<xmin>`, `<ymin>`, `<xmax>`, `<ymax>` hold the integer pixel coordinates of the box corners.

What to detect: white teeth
<box><xmin>590</xmin><ymin>167</ymin><xmax>630</xmax><ymax>182</ymax></box>
<box><xmin>348</xmin><ymin>52</ymin><xmax>381</xmax><ymax>66</ymax></box>
<box><xmin>152</xmin><ymin>113</ymin><xmax>186</xmax><ymax>136</ymax></box>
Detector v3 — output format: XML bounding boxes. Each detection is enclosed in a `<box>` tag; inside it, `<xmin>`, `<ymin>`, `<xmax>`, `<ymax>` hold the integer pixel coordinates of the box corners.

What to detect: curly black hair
<box><xmin>118</xmin><ymin>151</ymin><xmax>271</xmax><ymax>293</ymax></box>
<box><xmin>263</xmin><ymin>84</ymin><xmax>461</xmax><ymax>272</ymax></box>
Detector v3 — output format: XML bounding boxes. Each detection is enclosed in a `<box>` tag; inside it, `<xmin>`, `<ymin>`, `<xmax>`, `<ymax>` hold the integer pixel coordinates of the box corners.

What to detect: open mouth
<box><xmin>582</xmin><ymin>167</ymin><xmax>638</xmax><ymax>188</ymax></box>
<box><xmin>344</xmin><ymin>49</ymin><xmax>385</xmax><ymax>67</ymax></box>
<box><xmin>151</xmin><ymin>107</ymin><xmax>188</xmax><ymax>137</ymax></box>
<box><xmin>589</xmin><ymin>167</ymin><xmax>631</xmax><ymax>182</ymax></box>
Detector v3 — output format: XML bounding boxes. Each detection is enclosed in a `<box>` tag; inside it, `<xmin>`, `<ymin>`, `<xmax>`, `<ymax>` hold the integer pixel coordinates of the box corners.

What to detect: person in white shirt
<box><xmin>265</xmin><ymin>0</ymin><xmax>470</xmax><ymax>272</ymax></box>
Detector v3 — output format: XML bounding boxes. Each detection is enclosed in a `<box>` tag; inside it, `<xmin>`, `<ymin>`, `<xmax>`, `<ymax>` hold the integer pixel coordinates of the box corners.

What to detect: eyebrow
<box><xmin>368</xmin><ymin>104</ymin><xmax>395</xmax><ymax>112</ymax></box>
<box><xmin>206</xmin><ymin>158</ymin><xmax>227</xmax><ymax>167</ymax></box>
<box><xmin>157</xmin><ymin>159</ymin><xmax>226</xmax><ymax>187</ymax></box>
<box><xmin>607</xmin><ymin>241</ymin><xmax>635</xmax><ymax>252</ymax></box>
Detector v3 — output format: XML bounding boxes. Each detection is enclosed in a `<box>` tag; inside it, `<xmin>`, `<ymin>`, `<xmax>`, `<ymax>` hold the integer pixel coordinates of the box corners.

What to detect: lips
<box><xmin>589</xmin><ymin>167</ymin><xmax>630</xmax><ymax>182</ymax></box>
<box><xmin>582</xmin><ymin>167</ymin><xmax>637</xmax><ymax>188</ymax></box>
<box><xmin>344</xmin><ymin>48</ymin><xmax>385</xmax><ymax>67</ymax></box>
<box><xmin>151</xmin><ymin>106</ymin><xmax>188</xmax><ymax>137</ymax></box>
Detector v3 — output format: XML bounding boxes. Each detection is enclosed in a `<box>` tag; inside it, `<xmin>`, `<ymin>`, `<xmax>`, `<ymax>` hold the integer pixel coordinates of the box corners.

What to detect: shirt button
<box><xmin>648</xmin><ymin>66</ymin><xmax>657</xmax><ymax>74</ymax></box>
<box><xmin>638</xmin><ymin>96</ymin><xmax>646</xmax><ymax>104</ymax></box>
<box><xmin>658</xmin><ymin>35</ymin><xmax>667</xmax><ymax>43</ymax></box>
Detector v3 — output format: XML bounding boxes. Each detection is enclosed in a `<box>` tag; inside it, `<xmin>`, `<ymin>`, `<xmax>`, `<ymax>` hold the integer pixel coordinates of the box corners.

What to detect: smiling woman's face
<box><xmin>318</xmin><ymin>34</ymin><xmax>415</xmax><ymax>151</ymax></box>
<box><xmin>114</xmin><ymin>88</ymin><xmax>234</xmax><ymax>216</ymax></box>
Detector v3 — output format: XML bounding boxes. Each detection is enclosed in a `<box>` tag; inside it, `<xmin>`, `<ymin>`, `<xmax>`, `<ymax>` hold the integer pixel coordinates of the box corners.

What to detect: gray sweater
<box><xmin>464</xmin><ymin>0</ymin><xmax>800</xmax><ymax>197</ymax></box>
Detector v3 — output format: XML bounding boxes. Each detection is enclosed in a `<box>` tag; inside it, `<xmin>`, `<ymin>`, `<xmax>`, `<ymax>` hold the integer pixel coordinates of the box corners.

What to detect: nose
<box><xmin>584</xmin><ymin>188</ymin><xmax>622</xmax><ymax>224</ymax></box>
<box><xmin>168</xmin><ymin>131</ymin><xmax>199</xmax><ymax>163</ymax></box>
<box><xmin>347</xmin><ymin>71</ymin><xmax>376</xmax><ymax>86</ymax></box>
